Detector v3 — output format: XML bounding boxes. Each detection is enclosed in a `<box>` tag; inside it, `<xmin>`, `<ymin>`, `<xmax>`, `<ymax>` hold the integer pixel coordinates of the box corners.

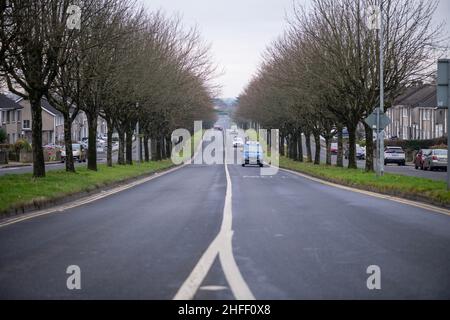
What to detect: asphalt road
<box><xmin>0</xmin><ymin>119</ymin><xmax>449</xmax><ymax>299</ymax></box>
<box><xmin>303</xmin><ymin>136</ymin><xmax>447</xmax><ymax>181</ymax></box>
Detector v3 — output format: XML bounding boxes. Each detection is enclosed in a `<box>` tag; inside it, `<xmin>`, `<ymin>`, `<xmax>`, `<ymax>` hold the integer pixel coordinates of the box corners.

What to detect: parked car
<box><xmin>233</xmin><ymin>137</ymin><xmax>244</xmax><ymax>148</ymax></box>
<box><xmin>423</xmin><ymin>149</ymin><xmax>448</xmax><ymax>171</ymax></box>
<box><xmin>242</xmin><ymin>141</ymin><xmax>264</xmax><ymax>167</ymax></box>
<box><xmin>344</xmin><ymin>144</ymin><xmax>365</xmax><ymax>160</ymax></box>
<box><xmin>330</xmin><ymin>143</ymin><xmax>338</xmax><ymax>154</ymax></box>
<box><xmin>61</xmin><ymin>143</ymin><xmax>87</xmax><ymax>163</ymax></box>
<box><xmin>384</xmin><ymin>146</ymin><xmax>406</xmax><ymax>166</ymax></box>
<box><xmin>414</xmin><ymin>149</ymin><xmax>431</xmax><ymax>170</ymax></box>
<box><xmin>214</xmin><ymin>125</ymin><xmax>223</xmax><ymax>131</ymax></box>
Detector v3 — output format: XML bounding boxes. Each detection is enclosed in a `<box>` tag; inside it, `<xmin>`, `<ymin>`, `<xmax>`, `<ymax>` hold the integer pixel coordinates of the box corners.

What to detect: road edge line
<box><xmin>0</xmin><ymin>164</ymin><xmax>187</xmax><ymax>228</ymax></box>
<box><xmin>279</xmin><ymin>167</ymin><xmax>450</xmax><ymax>217</ymax></box>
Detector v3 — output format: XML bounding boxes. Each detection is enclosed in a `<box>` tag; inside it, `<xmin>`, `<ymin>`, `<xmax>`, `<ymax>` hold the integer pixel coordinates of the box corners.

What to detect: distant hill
<box><xmin>213</xmin><ymin>98</ymin><xmax>237</xmax><ymax>109</ymax></box>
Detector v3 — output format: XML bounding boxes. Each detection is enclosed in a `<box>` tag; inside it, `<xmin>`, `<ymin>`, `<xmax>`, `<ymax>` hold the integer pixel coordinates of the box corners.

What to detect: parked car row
<box><xmin>414</xmin><ymin>149</ymin><xmax>447</xmax><ymax>171</ymax></box>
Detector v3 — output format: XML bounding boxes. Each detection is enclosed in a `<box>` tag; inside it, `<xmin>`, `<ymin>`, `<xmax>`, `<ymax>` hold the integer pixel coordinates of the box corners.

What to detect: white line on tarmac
<box><xmin>0</xmin><ymin>136</ymin><xmax>206</xmax><ymax>228</ymax></box>
<box><xmin>174</xmin><ymin>142</ymin><xmax>255</xmax><ymax>300</ymax></box>
<box><xmin>280</xmin><ymin>167</ymin><xmax>450</xmax><ymax>217</ymax></box>
<box><xmin>0</xmin><ymin>165</ymin><xmax>186</xmax><ymax>228</ymax></box>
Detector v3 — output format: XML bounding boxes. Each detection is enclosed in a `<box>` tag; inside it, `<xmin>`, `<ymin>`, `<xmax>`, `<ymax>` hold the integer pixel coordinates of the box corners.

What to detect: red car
<box><xmin>414</xmin><ymin>149</ymin><xmax>431</xmax><ymax>170</ymax></box>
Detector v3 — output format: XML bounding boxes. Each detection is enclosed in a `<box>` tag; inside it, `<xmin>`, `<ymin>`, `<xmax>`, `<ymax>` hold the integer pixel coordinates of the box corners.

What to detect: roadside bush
<box><xmin>13</xmin><ymin>139</ymin><xmax>32</xmax><ymax>153</ymax></box>
<box><xmin>384</xmin><ymin>137</ymin><xmax>447</xmax><ymax>152</ymax></box>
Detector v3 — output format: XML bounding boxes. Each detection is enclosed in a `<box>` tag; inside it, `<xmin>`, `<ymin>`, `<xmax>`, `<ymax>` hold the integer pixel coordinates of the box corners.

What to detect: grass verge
<box><xmin>0</xmin><ymin>160</ymin><xmax>175</xmax><ymax>215</ymax></box>
<box><xmin>279</xmin><ymin>156</ymin><xmax>450</xmax><ymax>208</ymax></box>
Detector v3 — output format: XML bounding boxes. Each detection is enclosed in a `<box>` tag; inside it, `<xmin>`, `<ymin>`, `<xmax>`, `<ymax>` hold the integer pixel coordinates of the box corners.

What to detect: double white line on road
<box><xmin>174</xmin><ymin>150</ymin><xmax>255</xmax><ymax>300</ymax></box>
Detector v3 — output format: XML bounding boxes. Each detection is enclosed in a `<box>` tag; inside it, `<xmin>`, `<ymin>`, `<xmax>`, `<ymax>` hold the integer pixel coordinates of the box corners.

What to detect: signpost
<box><xmin>365</xmin><ymin>108</ymin><xmax>391</xmax><ymax>176</ymax></box>
<box><xmin>437</xmin><ymin>59</ymin><xmax>450</xmax><ymax>189</ymax></box>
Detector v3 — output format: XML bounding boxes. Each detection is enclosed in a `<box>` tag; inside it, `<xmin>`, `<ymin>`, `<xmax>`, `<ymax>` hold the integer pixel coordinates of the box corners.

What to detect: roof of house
<box><xmin>394</xmin><ymin>84</ymin><xmax>437</xmax><ymax>108</ymax></box>
<box><xmin>41</xmin><ymin>98</ymin><xmax>63</xmax><ymax>117</ymax></box>
<box><xmin>1</xmin><ymin>91</ymin><xmax>63</xmax><ymax>116</ymax></box>
<box><xmin>0</xmin><ymin>93</ymin><xmax>24</xmax><ymax>110</ymax></box>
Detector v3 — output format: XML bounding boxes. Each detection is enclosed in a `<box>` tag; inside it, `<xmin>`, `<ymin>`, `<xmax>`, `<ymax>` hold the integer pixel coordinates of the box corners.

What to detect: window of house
<box><xmin>402</xmin><ymin>108</ymin><xmax>408</xmax><ymax>118</ymax></box>
<box><xmin>56</xmin><ymin>115</ymin><xmax>64</xmax><ymax>126</ymax></box>
<box><xmin>402</xmin><ymin>126</ymin><xmax>408</xmax><ymax>139</ymax></box>
<box><xmin>23</xmin><ymin>120</ymin><xmax>30</xmax><ymax>129</ymax></box>
<box><xmin>17</xmin><ymin>110</ymin><xmax>21</xmax><ymax>122</ymax></box>
<box><xmin>6</xmin><ymin>111</ymin><xmax>10</xmax><ymax>124</ymax></box>
<box><xmin>436</xmin><ymin>124</ymin><xmax>444</xmax><ymax>138</ymax></box>
<box><xmin>11</xmin><ymin>110</ymin><xmax>15</xmax><ymax>123</ymax></box>
<box><xmin>423</xmin><ymin>110</ymin><xmax>431</xmax><ymax>121</ymax></box>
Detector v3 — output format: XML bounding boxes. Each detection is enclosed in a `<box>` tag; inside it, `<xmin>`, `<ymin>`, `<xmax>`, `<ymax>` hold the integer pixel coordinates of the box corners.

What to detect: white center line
<box><xmin>174</xmin><ymin>142</ymin><xmax>255</xmax><ymax>300</ymax></box>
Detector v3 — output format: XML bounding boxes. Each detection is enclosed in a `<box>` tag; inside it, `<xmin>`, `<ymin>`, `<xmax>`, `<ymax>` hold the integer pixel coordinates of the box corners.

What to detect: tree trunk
<box><xmin>363</xmin><ymin>122</ymin><xmax>374</xmax><ymax>172</ymax></box>
<box><xmin>325</xmin><ymin>137</ymin><xmax>332</xmax><ymax>165</ymax></box>
<box><xmin>165</xmin><ymin>136</ymin><xmax>171</xmax><ymax>159</ymax></box>
<box><xmin>313</xmin><ymin>133</ymin><xmax>321</xmax><ymax>165</ymax></box>
<box><xmin>337</xmin><ymin>126</ymin><xmax>344</xmax><ymax>168</ymax></box>
<box><xmin>118</xmin><ymin>129</ymin><xmax>125</xmax><ymax>165</ymax></box>
<box><xmin>156</xmin><ymin>137</ymin><xmax>162</xmax><ymax>161</ymax></box>
<box><xmin>30</xmin><ymin>95</ymin><xmax>46</xmax><ymax>177</ymax></box>
<box><xmin>106</xmin><ymin>123</ymin><xmax>113</xmax><ymax>167</ymax></box>
<box><xmin>144</xmin><ymin>135</ymin><xmax>150</xmax><ymax>162</ymax></box>
<box><xmin>86</xmin><ymin>112</ymin><xmax>98</xmax><ymax>171</ymax></box>
<box><xmin>139</xmin><ymin>135</ymin><xmax>143</xmax><ymax>162</ymax></box>
<box><xmin>63</xmin><ymin>113</ymin><xmax>75</xmax><ymax>172</ymax></box>
<box><xmin>305</xmin><ymin>132</ymin><xmax>313</xmax><ymax>163</ymax></box>
<box><xmin>297</xmin><ymin>131</ymin><xmax>303</xmax><ymax>162</ymax></box>
<box><xmin>347</xmin><ymin>125</ymin><xmax>357</xmax><ymax>169</ymax></box>
<box><xmin>279</xmin><ymin>132</ymin><xmax>285</xmax><ymax>156</ymax></box>
<box><xmin>126</xmin><ymin>128</ymin><xmax>133</xmax><ymax>165</ymax></box>
<box><xmin>291</xmin><ymin>133</ymin><xmax>298</xmax><ymax>160</ymax></box>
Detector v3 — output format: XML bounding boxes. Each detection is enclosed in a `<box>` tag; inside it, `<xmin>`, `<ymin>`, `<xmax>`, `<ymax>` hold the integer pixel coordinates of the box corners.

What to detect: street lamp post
<box><xmin>367</xmin><ymin>2</ymin><xmax>384</xmax><ymax>177</ymax></box>
<box><xmin>378</xmin><ymin>1</ymin><xmax>385</xmax><ymax>177</ymax></box>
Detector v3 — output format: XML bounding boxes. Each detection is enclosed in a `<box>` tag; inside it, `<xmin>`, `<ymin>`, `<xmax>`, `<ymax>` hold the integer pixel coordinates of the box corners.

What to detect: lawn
<box><xmin>279</xmin><ymin>157</ymin><xmax>450</xmax><ymax>207</ymax></box>
<box><xmin>0</xmin><ymin>160</ymin><xmax>175</xmax><ymax>215</ymax></box>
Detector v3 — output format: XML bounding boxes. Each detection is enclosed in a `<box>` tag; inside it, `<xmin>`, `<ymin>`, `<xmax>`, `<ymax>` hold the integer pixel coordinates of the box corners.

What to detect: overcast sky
<box><xmin>144</xmin><ymin>0</ymin><xmax>450</xmax><ymax>98</ymax></box>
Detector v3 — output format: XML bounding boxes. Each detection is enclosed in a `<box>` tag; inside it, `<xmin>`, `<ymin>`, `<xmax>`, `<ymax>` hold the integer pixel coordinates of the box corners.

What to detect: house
<box><xmin>0</xmin><ymin>93</ymin><xmax>24</xmax><ymax>144</ymax></box>
<box><xmin>385</xmin><ymin>84</ymin><xmax>447</xmax><ymax>141</ymax></box>
<box><xmin>1</xmin><ymin>92</ymin><xmax>64</xmax><ymax>145</ymax></box>
<box><xmin>0</xmin><ymin>91</ymin><xmax>108</xmax><ymax>145</ymax></box>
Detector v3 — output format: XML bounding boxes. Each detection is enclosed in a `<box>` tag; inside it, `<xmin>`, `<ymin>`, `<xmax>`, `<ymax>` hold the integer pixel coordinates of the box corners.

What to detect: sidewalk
<box><xmin>0</xmin><ymin>161</ymin><xmax>62</xmax><ymax>169</ymax></box>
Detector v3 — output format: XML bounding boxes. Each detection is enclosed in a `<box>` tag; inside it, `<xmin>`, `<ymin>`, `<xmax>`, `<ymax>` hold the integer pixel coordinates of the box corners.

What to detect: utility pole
<box><xmin>378</xmin><ymin>1</ymin><xmax>385</xmax><ymax>177</ymax></box>
<box><xmin>367</xmin><ymin>2</ymin><xmax>384</xmax><ymax>176</ymax></box>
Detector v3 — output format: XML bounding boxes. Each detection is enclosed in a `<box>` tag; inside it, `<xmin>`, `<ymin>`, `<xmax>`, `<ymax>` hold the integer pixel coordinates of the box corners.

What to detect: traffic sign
<box><xmin>364</xmin><ymin>108</ymin><xmax>390</xmax><ymax>131</ymax></box>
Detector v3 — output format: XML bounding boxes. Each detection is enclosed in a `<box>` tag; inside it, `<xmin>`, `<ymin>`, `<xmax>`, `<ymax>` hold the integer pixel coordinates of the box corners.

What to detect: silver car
<box><xmin>423</xmin><ymin>149</ymin><xmax>448</xmax><ymax>171</ymax></box>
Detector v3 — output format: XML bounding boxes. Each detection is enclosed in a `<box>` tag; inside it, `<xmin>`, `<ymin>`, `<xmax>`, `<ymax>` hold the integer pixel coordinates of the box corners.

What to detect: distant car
<box><xmin>242</xmin><ymin>141</ymin><xmax>264</xmax><ymax>167</ymax></box>
<box><xmin>61</xmin><ymin>143</ymin><xmax>87</xmax><ymax>163</ymax></box>
<box><xmin>344</xmin><ymin>144</ymin><xmax>365</xmax><ymax>160</ymax></box>
<box><xmin>214</xmin><ymin>126</ymin><xmax>223</xmax><ymax>131</ymax></box>
<box><xmin>233</xmin><ymin>137</ymin><xmax>244</xmax><ymax>148</ymax></box>
<box><xmin>384</xmin><ymin>146</ymin><xmax>406</xmax><ymax>166</ymax></box>
<box><xmin>414</xmin><ymin>149</ymin><xmax>431</xmax><ymax>170</ymax></box>
<box><xmin>423</xmin><ymin>149</ymin><xmax>448</xmax><ymax>171</ymax></box>
<box><xmin>330</xmin><ymin>143</ymin><xmax>338</xmax><ymax>154</ymax></box>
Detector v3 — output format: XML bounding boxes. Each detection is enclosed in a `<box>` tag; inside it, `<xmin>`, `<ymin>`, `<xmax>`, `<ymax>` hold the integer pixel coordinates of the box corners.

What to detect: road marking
<box><xmin>0</xmin><ymin>136</ymin><xmax>206</xmax><ymax>228</ymax></box>
<box><xmin>200</xmin><ymin>285</ymin><xmax>228</xmax><ymax>291</ymax></box>
<box><xmin>0</xmin><ymin>165</ymin><xmax>186</xmax><ymax>228</ymax></box>
<box><xmin>280</xmin><ymin>167</ymin><xmax>450</xmax><ymax>217</ymax></box>
<box><xmin>174</xmin><ymin>143</ymin><xmax>255</xmax><ymax>301</ymax></box>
